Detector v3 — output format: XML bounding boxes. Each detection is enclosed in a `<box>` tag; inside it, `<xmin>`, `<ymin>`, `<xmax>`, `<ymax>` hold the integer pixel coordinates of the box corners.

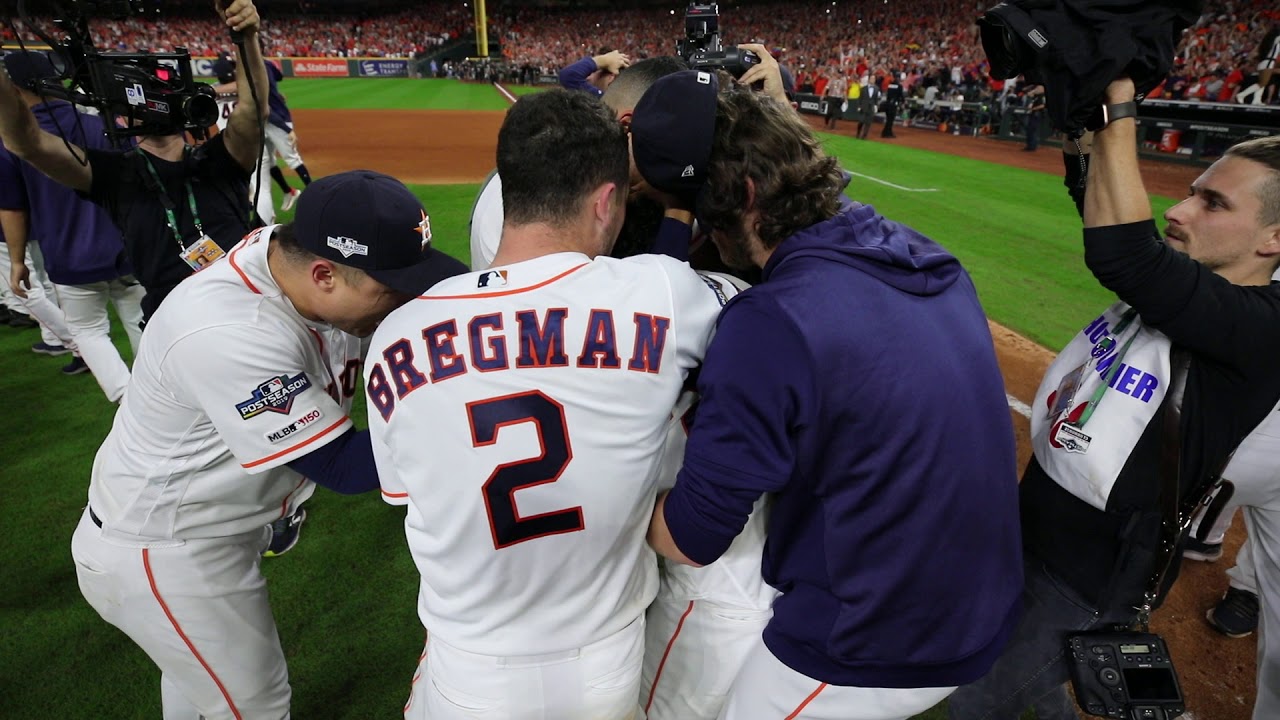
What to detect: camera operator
<box><xmin>948</xmin><ymin>77</ymin><xmax>1280</xmax><ymax>720</ymax></box>
<box><xmin>0</xmin><ymin>0</ymin><xmax>270</xmax><ymax>324</ymax></box>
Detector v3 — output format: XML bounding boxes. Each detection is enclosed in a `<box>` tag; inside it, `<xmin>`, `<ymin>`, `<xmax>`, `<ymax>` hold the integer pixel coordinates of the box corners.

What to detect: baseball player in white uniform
<box><xmin>367</xmin><ymin>89</ymin><xmax>727</xmax><ymax>720</ymax></box>
<box><xmin>70</xmin><ymin>170</ymin><xmax>465</xmax><ymax>719</ymax></box>
<box><xmin>213</xmin><ymin>73</ymin><xmax>276</xmax><ymax>226</ymax></box>
<box><xmin>640</xmin><ymin>294</ymin><xmax>780</xmax><ymax>720</ymax></box>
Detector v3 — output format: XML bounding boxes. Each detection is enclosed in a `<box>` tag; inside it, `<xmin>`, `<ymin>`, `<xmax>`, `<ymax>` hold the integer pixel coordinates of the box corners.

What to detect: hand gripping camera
<box><xmin>14</xmin><ymin>0</ymin><xmax>218</xmax><ymax>140</ymax></box>
<box><xmin>676</xmin><ymin>3</ymin><xmax>760</xmax><ymax>79</ymax></box>
<box><xmin>1066</xmin><ymin>633</ymin><xmax>1185</xmax><ymax>720</ymax></box>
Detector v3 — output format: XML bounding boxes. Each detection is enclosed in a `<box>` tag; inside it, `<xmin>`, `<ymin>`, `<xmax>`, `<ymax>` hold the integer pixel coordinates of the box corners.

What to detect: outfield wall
<box><xmin>189</xmin><ymin>56</ymin><xmax>415</xmax><ymax>79</ymax></box>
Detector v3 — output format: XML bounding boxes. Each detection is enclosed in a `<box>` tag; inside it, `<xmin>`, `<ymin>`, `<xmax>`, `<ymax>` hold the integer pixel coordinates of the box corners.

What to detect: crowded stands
<box><xmin>0</xmin><ymin>0</ymin><xmax>1276</xmax><ymax>104</ymax></box>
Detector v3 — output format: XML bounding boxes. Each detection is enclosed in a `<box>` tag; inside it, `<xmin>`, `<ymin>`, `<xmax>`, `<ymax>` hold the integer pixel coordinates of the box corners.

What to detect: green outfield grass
<box><xmin>280</xmin><ymin>78</ymin><xmax>513</xmax><ymax>111</ymax></box>
<box><xmin>1</xmin><ymin>77</ymin><xmax>1190</xmax><ymax>720</ymax></box>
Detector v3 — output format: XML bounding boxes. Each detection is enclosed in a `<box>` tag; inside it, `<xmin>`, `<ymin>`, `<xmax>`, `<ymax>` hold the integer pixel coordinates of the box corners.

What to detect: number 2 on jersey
<box><xmin>466</xmin><ymin>391</ymin><xmax>582</xmax><ymax>549</ymax></box>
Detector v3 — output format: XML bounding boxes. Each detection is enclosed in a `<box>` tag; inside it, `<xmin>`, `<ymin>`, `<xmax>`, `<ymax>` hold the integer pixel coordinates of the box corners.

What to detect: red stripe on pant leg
<box><xmin>143</xmin><ymin>548</ymin><xmax>244</xmax><ymax>720</ymax></box>
<box><xmin>405</xmin><ymin>631</ymin><xmax>430</xmax><ymax>713</ymax></box>
<box><xmin>645</xmin><ymin>600</ymin><xmax>696</xmax><ymax>715</ymax></box>
<box><xmin>784</xmin><ymin>682</ymin><xmax>828</xmax><ymax>720</ymax></box>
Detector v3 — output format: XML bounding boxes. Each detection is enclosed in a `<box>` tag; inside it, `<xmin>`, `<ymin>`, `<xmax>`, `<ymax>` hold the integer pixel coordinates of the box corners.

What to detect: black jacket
<box><xmin>979</xmin><ymin>0</ymin><xmax>1204</xmax><ymax>134</ymax></box>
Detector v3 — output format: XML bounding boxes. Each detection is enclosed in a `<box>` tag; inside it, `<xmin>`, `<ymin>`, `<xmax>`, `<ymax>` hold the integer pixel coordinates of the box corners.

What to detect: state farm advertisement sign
<box><xmin>292</xmin><ymin>60</ymin><xmax>350</xmax><ymax>78</ymax></box>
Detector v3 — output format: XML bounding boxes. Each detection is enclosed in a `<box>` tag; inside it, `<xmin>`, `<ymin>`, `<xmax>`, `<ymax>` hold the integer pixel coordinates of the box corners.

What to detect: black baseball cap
<box><xmin>3</xmin><ymin>51</ymin><xmax>59</xmax><ymax>91</ymax></box>
<box><xmin>293</xmin><ymin>170</ymin><xmax>467</xmax><ymax>296</ymax></box>
<box><xmin>630</xmin><ymin>69</ymin><xmax>719</xmax><ymax>201</ymax></box>
<box><xmin>211</xmin><ymin>57</ymin><xmax>236</xmax><ymax>84</ymax></box>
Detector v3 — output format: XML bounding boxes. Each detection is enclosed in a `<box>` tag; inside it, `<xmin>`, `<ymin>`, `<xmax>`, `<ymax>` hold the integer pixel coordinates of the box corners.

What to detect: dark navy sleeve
<box><xmin>286</xmin><ymin>427</ymin><xmax>381</xmax><ymax>494</ymax></box>
<box><xmin>558</xmin><ymin>57</ymin><xmax>604</xmax><ymax>96</ymax></box>
<box><xmin>0</xmin><ymin>144</ymin><xmax>27</xmax><ymax>209</ymax></box>
<box><xmin>649</xmin><ymin>217</ymin><xmax>693</xmax><ymax>261</ymax></box>
<box><xmin>662</xmin><ymin>294</ymin><xmax>811</xmax><ymax>565</ymax></box>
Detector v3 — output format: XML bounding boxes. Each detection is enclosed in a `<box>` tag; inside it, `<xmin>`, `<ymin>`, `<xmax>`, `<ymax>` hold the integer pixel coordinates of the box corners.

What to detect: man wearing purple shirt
<box><xmin>640</xmin><ymin>71</ymin><xmax>1023</xmax><ymax>720</ymax></box>
<box><xmin>0</xmin><ymin>51</ymin><xmax>142</xmax><ymax>396</ymax></box>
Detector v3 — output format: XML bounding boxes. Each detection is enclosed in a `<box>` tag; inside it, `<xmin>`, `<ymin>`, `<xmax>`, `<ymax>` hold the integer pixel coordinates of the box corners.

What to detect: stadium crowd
<box><xmin>0</xmin><ymin>0</ymin><xmax>1276</xmax><ymax>105</ymax></box>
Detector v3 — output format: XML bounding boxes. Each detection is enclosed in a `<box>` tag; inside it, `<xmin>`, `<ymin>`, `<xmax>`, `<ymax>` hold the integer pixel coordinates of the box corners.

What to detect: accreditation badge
<box><xmin>181</xmin><ymin>235</ymin><xmax>227</xmax><ymax>272</ymax></box>
<box><xmin>1054</xmin><ymin>422</ymin><xmax>1092</xmax><ymax>454</ymax></box>
<box><xmin>1049</xmin><ymin>360</ymin><xmax>1089</xmax><ymax>421</ymax></box>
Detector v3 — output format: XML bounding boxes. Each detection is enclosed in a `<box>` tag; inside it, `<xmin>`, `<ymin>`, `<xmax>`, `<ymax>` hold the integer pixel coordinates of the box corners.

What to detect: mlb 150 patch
<box><xmin>265</xmin><ymin>407</ymin><xmax>324</xmax><ymax>443</ymax></box>
<box><xmin>236</xmin><ymin>373</ymin><xmax>313</xmax><ymax>420</ymax></box>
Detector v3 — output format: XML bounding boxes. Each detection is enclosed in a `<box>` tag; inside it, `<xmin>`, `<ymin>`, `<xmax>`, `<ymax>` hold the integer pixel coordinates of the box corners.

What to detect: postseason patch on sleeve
<box><xmin>236</xmin><ymin>372</ymin><xmax>313</xmax><ymax>420</ymax></box>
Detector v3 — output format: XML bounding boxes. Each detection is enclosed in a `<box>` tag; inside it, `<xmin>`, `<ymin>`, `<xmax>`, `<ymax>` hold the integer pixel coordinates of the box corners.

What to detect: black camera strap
<box><xmin>1133</xmin><ymin>349</ymin><xmax>1231</xmax><ymax>632</ymax></box>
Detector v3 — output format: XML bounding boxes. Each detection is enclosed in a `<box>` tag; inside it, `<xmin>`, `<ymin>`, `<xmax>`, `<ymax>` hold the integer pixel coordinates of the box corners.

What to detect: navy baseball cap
<box><xmin>3</xmin><ymin>51</ymin><xmax>59</xmax><ymax>91</ymax></box>
<box><xmin>293</xmin><ymin>170</ymin><xmax>467</xmax><ymax>296</ymax></box>
<box><xmin>211</xmin><ymin>57</ymin><xmax>236</xmax><ymax>84</ymax></box>
<box><xmin>630</xmin><ymin>70</ymin><xmax>719</xmax><ymax>201</ymax></box>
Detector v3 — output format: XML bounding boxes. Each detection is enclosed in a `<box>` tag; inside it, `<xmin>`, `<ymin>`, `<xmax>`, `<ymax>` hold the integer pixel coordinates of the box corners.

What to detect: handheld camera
<box><xmin>676</xmin><ymin>3</ymin><xmax>760</xmax><ymax>79</ymax></box>
<box><xmin>1067</xmin><ymin>632</ymin><xmax>1185</xmax><ymax>720</ymax></box>
<box><xmin>12</xmin><ymin>0</ymin><xmax>217</xmax><ymax>140</ymax></box>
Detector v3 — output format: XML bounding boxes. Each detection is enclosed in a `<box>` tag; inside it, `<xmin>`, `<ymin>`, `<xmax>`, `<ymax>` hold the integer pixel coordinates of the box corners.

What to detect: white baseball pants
<box><xmin>641</xmin><ymin>598</ymin><xmax>771</xmax><ymax>720</ymax></box>
<box><xmin>71</xmin><ymin>508</ymin><xmax>291</xmax><ymax>720</ymax></box>
<box><xmin>264</xmin><ymin>124</ymin><xmax>304</xmax><ymax>171</ymax></box>
<box><xmin>716</xmin><ymin>636</ymin><xmax>955</xmax><ymax>720</ymax></box>
<box><xmin>403</xmin><ymin>616</ymin><xmax>645</xmax><ymax>720</ymax></box>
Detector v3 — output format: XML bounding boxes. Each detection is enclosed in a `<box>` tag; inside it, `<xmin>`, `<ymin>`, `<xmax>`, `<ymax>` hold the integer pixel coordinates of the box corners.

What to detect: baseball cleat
<box><xmin>1205</xmin><ymin>588</ymin><xmax>1258</xmax><ymax>638</ymax></box>
<box><xmin>281</xmin><ymin>189</ymin><xmax>302</xmax><ymax>212</ymax></box>
<box><xmin>9</xmin><ymin>313</ymin><xmax>39</xmax><ymax>329</ymax></box>
<box><xmin>263</xmin><ymin>507</ymin><xmax>307</xmax><ymax>557</ymax></box>
<box><xmin>61</xmin><ymin>357</ymin><xmax>90</xmax><ymax>375</ymax></box>
<box><xmin>32</xmin><ymin>341</ymin><xmax>70</xmax><ymax>356</ymax></box>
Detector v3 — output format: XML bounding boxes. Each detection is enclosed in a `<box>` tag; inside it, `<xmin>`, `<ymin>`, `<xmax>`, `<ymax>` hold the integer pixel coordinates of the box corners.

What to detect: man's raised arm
<box><xmin>0</xmin><ymin>70</ymin><xmax>92</xmax><ymax>192</ymax></box>
<box><xmin>220</xmin><ymin>0</ymin><xmax>270</xmax><ymax>172</ymax></box>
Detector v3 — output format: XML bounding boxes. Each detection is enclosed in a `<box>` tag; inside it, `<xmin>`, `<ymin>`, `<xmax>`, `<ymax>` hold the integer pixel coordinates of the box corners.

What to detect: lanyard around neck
<box><xmin>139</xmin><ymin>150</ymin><xmax>204</xmax><ymax>251</ymax></box>
<box><xmin>1072</xmin><ymin>308</ymin><xmax>1140</xmax><ymax>429</ymax></box>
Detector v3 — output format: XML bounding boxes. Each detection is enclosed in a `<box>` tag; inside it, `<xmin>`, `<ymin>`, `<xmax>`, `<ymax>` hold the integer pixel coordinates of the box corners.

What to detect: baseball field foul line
<box><xmin>493</xmin><ymin>82</ymin><xmax>518</xmax><ymax>104</ymax></box>
<box><xmin>846</xmin><ymin>170</ymin><xmax>940</xmax><ymax>193</ymax></box>
<box><xmin>1006</xmin><ymin>394</ymin><xmax>1032</xmax><ymax>419</ymax></box>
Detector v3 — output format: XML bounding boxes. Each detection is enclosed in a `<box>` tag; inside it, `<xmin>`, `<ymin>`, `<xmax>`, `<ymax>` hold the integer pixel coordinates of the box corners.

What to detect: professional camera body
<box><xmin>1066</xmin><ymin>632</ymin><xmax>1185</xmax><ymax>720</ymax></box>
<box><xmin>13</xmin><ymin>0</ymin><xmax>217</xmax><ymax>140</ymax></box>
<box><xmin>676</xmin><ymin>3</ymin><xmax>760</xmax><ymax>79</ymax></box>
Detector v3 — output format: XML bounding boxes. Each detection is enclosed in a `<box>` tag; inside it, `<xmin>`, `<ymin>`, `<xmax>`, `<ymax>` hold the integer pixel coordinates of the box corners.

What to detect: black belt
<box><xmin>89</xmin><ymin>507</ymin><xmax>103</xmax><ymax>528</ymax></box>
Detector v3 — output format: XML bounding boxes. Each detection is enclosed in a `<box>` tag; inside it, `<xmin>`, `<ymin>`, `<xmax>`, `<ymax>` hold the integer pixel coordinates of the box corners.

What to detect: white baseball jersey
<box><xmin>468</xmin><ymin>171</ymin><xmax>503</xmax><ymax>271</ymax></box>
<box><xmin>215</xmin><ymin>93</ymin><xmax>276</xmax><ymax>226</ymax></box>
<box><xmin>656</xmin><ymin>390</ymin><xmax>778</xmax><ymax>611</ymax></box>
<box><xmin>88</xmin><ymin>225</ymin><xmax>364</xmax><ymax>539</ymax></box>
<box><xmin>652</xmin><ymin>272</ymin><xmax>777</xmax><ymax>610</ymax></box>
<box><xmin>365</xmin><ymin>251</ymin><xmax>728</xmax><ymax>656</ymax></box>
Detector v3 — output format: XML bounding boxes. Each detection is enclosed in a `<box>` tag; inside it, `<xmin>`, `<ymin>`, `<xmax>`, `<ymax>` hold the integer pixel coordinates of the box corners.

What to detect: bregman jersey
<box><xmin>88</xmin><ymin>225</ymin><xmax>363</xmax><ymax>539</ymax></box>
<box><xmin>365</xmin><ymin>251</ymin><xmax>728</xmax><ymax>656</ymax></box>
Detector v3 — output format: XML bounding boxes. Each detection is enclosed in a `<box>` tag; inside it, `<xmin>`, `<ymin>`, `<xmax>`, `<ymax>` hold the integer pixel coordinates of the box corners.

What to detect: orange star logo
<box><xmin>415</xmin><ymin>210</ymin><xmax>433</xmax><ymax>248</ymax></box>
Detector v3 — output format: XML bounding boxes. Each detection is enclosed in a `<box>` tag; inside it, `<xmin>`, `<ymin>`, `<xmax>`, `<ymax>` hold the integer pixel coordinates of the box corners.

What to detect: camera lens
<box><xmin>184</xmin><ymin>93</ymin><xmax>218</xmax><ymax>128</ymax></box>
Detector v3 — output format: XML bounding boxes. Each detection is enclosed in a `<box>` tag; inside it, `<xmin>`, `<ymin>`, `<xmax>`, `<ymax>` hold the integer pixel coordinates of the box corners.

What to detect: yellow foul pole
<box><xmin>474</xmin><ymin>0</ymin><xmax>489</xmax><ymax>58</ymax></box>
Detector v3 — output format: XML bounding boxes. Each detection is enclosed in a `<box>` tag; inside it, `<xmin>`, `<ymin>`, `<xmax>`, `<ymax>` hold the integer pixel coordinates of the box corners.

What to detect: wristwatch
<box><xmin>1086</xmin><ymin>100</ymin><xmax>1139</xmax><ymax>132</ymax></box>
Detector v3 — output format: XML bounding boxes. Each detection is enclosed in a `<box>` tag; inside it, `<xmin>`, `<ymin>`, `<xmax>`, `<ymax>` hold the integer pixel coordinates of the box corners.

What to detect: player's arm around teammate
<box><xmin>70</xmin><ymin>171</ymin><xmax>465</xmax><ymax>720</ymax></box>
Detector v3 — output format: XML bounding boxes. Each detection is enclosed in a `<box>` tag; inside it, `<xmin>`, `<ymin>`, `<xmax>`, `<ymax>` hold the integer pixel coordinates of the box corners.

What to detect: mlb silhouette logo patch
<box><xmin>236</xmin><ymin>372</ymin><xmax>313</xmax><ymax>420</ymax></box>
<box><xmin>327</xmin><ymin>236</ymin><xmax>369</xmax><ymax>258</ymax></box>
<box><xmin>477</xmin><ymin>270</ymin><xmax>508</xmax><ymax>288</ymax></box>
